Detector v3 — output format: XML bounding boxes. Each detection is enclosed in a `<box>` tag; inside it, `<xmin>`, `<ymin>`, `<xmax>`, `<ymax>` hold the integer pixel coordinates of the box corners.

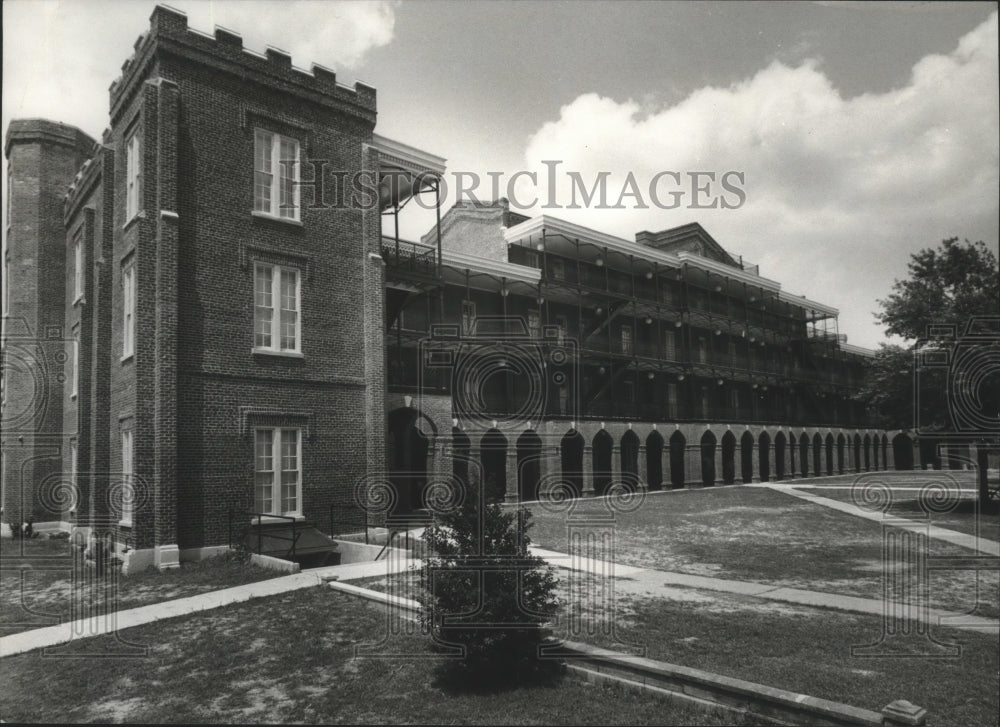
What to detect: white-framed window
<box><xmin>71</xmin><ymin>327</ymin><xmax>79</xmax><ymax>398</ymax></box>
<box><xmin>254</xmin><ymin>129</ymin><xmax>300</xmax><ymax>220</ymax></box>
<box><xmin>254</xmin><ymin>428</ymin><xmax>301</xmax><ymax>516</ymax></box>
<box><xmin>554</xmin><ymin>315</ymin><xmax>568</xmax><ymax>344</ymax></box>
<box><xmin>254</xmin><ymin>263</ymin><xmax>300</xmax><ymax>353</ymax></box>
<box><xmin>527</xmin><ymin>309</ymin><xmax>541</xmax><ymax>338</ymax></box>
<box><xmin>70</xmin><ymin>440</ymin><xmax>78</xmax><ymax>502</ymax></box>
<box><xmin>667</xmin><ymin>382</ymin><xmax>678</xmax><ymax>416</ymax></box>
<box><xmin>125</xmin><ymin>130</ymin><xmax>141</xmax><ymax>221</ymax></box>
<box><xmin>122</xmin><ymin>262</ymin><xmax>135</xmax><ymax>359</ymax></box>
<box><xmin>461</xmin><ymin>300</ymin><xmax>476</xmax><ymax>336</ymax></box>
<box><xmin>663</xmin><ymin>330</ymin><xmax>676</xmax><ymax>360</ymax></box>
<box><xmin>3</xmin><ymin>252</ymin><xmax>10</xmax><ymax>314</ymax></box>
<box><xmin>121</xmin><ymin>429</ymin><xmax>134</xmax><ymax>524</ymax></box>
<box><xmin>73</xmin><ymin>233</ymin><xmax>84</xmax><ymax>301</ymax></box>
<box><xmin>621</xmin><ymin>326</ymin><xmax>633</xmax><ymax>356</ymax></box>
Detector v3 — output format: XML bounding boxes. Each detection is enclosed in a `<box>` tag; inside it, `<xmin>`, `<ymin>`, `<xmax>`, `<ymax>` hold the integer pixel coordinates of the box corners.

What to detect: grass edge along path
<box><xmin>0</xmin><ymin>586</ymin><xmax>755</xmax><ymax>726</ymax></box>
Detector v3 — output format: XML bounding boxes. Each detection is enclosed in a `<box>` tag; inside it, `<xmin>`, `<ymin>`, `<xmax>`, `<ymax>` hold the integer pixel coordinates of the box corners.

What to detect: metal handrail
<box><xmin>226</xmin><ymin>511</ymin><xmax>301</xmax><ymax>560</ymax></box>
<box><xmin>329</xmin><ymin>503</ymin><xmax>369</xmax><ymax>545</ymax></box>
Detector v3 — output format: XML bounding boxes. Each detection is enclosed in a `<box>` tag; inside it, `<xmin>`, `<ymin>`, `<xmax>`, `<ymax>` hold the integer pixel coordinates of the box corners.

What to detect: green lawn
<box><xmin>525</xmin><ymin>486</ymin><xmax>999</xmax><ymax>619</ymax></box>
<box><xmin>1</xmin><ymin>537</ymin><xmax>279</xmax><ymax>635</ymax></box>
<box><xmin>0</xmin><ymin>586</ymin><xmax>753</xmax><ymax>725</ymax></box>
<box><xmin>593</xmin><ymin>588</ymin><xmax>999</xmax><ymax>727</ymax></box>
<box><xmin>791</xmin><ymin>483</ymin><xmax>1000</xmax><ymax>542</ymax></box>
<box><xmin>346</xmin><ymin>557</ymin><xmax>999</xmax><ymax>727</ymax></box>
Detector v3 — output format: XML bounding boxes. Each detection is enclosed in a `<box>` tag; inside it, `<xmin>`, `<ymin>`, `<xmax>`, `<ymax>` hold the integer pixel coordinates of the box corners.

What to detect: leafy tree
<box><xmin>869</xmin><ymin>237</ymin><xmax>999</xmax><ymax>504</ymax></box>
<box><xmin>876</xmin><ymin>237</ymin><xmax>999</xmax><ymax>342</ymax></box>
<box><xmin>855</xmin><ymin>344</ymin><xmax>920</xmax><ymax>431</ymax></box>
<box><xmin>420</xmin><ymin>487</ymin><xmax>562</xmax><ymax>689</ymax></box>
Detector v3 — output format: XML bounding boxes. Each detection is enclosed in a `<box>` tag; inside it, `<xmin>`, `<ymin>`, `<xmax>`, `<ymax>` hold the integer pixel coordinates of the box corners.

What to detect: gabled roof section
<box><xmin>635</xmin><ymin>222</ymin><xmax>741</xmax><ymax>269</ymax></box>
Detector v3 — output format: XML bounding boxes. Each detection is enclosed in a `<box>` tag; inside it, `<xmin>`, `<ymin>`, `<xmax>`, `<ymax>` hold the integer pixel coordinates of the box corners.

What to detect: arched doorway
<box><xmin>700</xmin><ymin>431</ymin><xmax>717</xmax><ymax>486</ymax></box>
<box><xmin>592</xmin><ymin>430</ymin><xmax>613</xmax><ymax>496</ymax></box>
<box><xmin>452</xmin><ymin>427</ymin><xmax>471</xmax><ymax>490</ymax></box>
<box><xmin>836</xmin><ymin>433</ymin><xmax>846</xmax><ymax>474</ymax></box>
<box><xmin>480</xmin><ymin>429</ymin><xmax>508</xmax><ymax>502</ymax></box>
<box><xmin>621</xmin><ymin>430</ymin><xmax>640</xmax><ymax>490</ymax></box>
<box><xmin>824</xmin><ymin>433</ymin><xmax>834</xmax><ymax>476</ymax></box>
<box><xmin>812</xmin><ymin>433</ymin><xmax>822</xmax><ymax>477</ymax></box>
<box><xmin>560</xmin><ymin>429</ymin><xmax>585</xmax><ymax>496</ymax></box>
<box><xmin>740</xmin><ymin>431</ymin><xmax>754</xmax><ymax>484</ymax></box>
<box><xmin>919</xmin><ymin>437</ymin><xmax>941</xmax><ymax>470</ymax></box>
<box><xmin>774</xmin><ymin>431</ymin><xmax>786</xmax><ymax>480</ymax></box>
<box><xmin>669</xmin><ymin>430</ymin><xmax>686</xmax><ymax>488</ymax></box>
<box><xmin>646</xmin><ymin>431</ymin><xmax>664</xmax><ymax>491</ymax></box>
<box><xmin>387</xmin><ymin>407</ymin><xmax>434</xmax><ymax>514</ymax></box>
<box><xmin>789</xmin><ymin>433</ymin><xmax>797</xmax><ymax>478</ymax></box>
<box><xmin>863</xmin><ymin>434</ymin><xmax>871</xmax><ymax>471</ymax></box>
<box><xmin>945</xmin><ymin>443</ymin><xmax>969</xmax><ymax>470</ymax></box>
<box><xmin>872</xmin><ymin>434</ymin><xmax>880</xmax><ymax>470</ymax></box>
<box><xmin>893</xmin><ymin>433</ymin><xmax>914</xmax><ymax>470</ymax></box>
<box><xmin>882</xmin><ymin>435</ymin><xmax>889</xmax><ymax>471</ymax></box>
<box><xmin>853</xmin><ymin>433</ymin><xmax>862</xmax><ymax>472</ymax></box>
<box><xmin>721</xmin><ymin>431</ymin><xmax>737</xmax><ymax>485</ymax></box>
<box><xmin>800</xmin><ymin>434</ymin><xmax>810</xmax><ymax>477</ymax></box>
<box><xmin>516</xmin><ymin>430</ymin><xmax>542</xmax><ymax>502</ymax></box>
<box><xmin>758</xmin><ymin>431</ymin><xmax>771</xmax><ymax>482</ymax></box>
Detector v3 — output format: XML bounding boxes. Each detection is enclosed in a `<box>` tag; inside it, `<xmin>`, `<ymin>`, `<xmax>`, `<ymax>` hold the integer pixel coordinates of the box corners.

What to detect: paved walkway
<box><xmin>760</xmin><ymin>483</ymin><xmax>1000</xmax><ymax>557</ymax></box>
<box><xmin>4</xmin><ymin>490</ymin><xmax>997</xmax><ymax>658</ymax></box>
<box><xmin>528</xmin><ymin>547</ymin><xmax>998</xmax><ymax>634</ymax></box>
<box><xmin>0</xmin><ymin>557</ymin><xmax>421</xmax><ymax>658</ymax></box>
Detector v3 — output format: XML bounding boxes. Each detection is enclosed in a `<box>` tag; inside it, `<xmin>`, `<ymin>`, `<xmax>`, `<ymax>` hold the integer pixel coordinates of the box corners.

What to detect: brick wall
<box><xmin>3</xmin><ymin>120</ymin><xmax>95</xmax><ymax>526</ymax></box>
<box><xmin>113</xmin><ymin>6</ymin><xmax>380</xmax><ymax>549</ymax></box>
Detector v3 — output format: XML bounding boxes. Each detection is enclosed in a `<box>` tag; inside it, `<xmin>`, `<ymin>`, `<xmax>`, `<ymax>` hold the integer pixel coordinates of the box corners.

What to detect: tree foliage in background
<box><xmin>875</xmin><ymin>237</ymin><xmax>999</xmax><ymax>342</ymax></box>
<box><xmin>855</xmin><ymin>344</ymin><xmax>918</xmax><ymax>431</ymax></box>
<box><xmin>421</xmin><ymin>489</ymin><xmax>562</xmax><ymax>690</ymax></box>
<box><xmin>862</xmin><ymin>237</ymin><xmax>999</xmax><ymax>504</ymax></box>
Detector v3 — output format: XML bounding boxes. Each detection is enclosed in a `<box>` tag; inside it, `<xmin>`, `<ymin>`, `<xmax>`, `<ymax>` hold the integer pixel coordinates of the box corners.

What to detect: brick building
<box><xmin>381</xmin><ymin>200</ymin><xmax>914</xmax><ymax>507</ymax></box>
<box><xmin>2</xmin><ymin>6</ymin><xmax>443</xmax><ymax>570</ymax></box>
<box><xmin>2</xmin><ymin>6</ymin><xmax>910</xmax><ymax>571</ymax></box>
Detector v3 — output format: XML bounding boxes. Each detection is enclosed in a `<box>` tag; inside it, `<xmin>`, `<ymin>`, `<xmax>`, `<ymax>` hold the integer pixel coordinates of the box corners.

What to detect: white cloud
<box><xmin>2</xmin><ymin>0</ymin><xmax>397</xmax><ymax>139</ymax></box>
<box><xmin>177</xmin><ymin>0</ymin><xmax>397</xmax><ymax>69</ymax></box>
<box><xmin>520</xmin><ymin>12</ymin><xmax>999</xmax><ymax>349</ymax></box>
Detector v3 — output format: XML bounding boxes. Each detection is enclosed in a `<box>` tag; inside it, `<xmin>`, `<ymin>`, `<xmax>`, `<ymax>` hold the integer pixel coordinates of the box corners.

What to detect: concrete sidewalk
<box><xmin>0</xmin><ymin>556</ymin><xmax>422</xmax><ymax>659</ymax></box>
<box><xmin>760</xmin><ymin>483</ymin><xmax>1000</xmax><ymax>557</ymax></box>
<box><xmin>3</xmin><ymin>536</ymin><xmax>995</xmax><ymax>659</ymax></box>
<box><xmin>530</xmin><ymin>546</ymin><xmax>998</xmax><ymax>634</ymax></box>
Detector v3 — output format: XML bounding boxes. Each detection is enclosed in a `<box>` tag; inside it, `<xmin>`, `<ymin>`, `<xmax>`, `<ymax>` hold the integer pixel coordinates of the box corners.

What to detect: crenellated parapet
<box><xmin>4</xmin><ymin>118</ymin><xmax>96</xmax><ymax>161</ymax></box>
<box><xmin>108</xmin><ymin>5</ymin><xmax>376</xmax><ymax>126</ymax></box>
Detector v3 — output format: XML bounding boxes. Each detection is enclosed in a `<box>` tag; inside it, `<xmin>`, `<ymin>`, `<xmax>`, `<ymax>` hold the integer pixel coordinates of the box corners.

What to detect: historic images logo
<box><xmin>288</xmin><ymin>161</ymin><xmax>747</xmax><ymax>212</ymax></box>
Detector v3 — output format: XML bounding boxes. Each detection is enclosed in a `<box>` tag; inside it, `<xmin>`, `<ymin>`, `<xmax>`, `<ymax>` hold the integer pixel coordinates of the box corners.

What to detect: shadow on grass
<box><xmin>430</xmin><ymin>651</ymin><xmax>566</xmax><ymax>696</ymax></box>
<box><xmin>885</xmin><ymin>497</ymin><xmax>1000</xmax><ymax>518</ymax></box>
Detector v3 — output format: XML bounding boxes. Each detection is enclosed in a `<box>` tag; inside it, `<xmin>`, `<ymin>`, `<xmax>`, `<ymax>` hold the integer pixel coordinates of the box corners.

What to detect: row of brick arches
<box><xmin>459</xmin><ymin>427</ymin><xmax>912</xmax><ymax>502</ymax></box>
<box><xmin>387</xmin><ymin>408</ymin><xmax>914</xmax><ymax>509</ymax></box>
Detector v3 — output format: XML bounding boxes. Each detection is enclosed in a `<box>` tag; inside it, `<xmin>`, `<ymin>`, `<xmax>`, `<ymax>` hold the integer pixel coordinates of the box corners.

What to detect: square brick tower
<box><xmin>4</xmin><ymin>5</ymin><xmax>389</xmax><ymax>570</ymax></box>
<box><xmin>3</xmin><ymin>120</ymin><xmax>97</xmax><ymax>532</ymax></box>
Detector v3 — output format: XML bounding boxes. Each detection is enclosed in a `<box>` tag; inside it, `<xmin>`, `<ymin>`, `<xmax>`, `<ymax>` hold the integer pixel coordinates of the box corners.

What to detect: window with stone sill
<box><xmin>254</xmin><ymin>129</ymin><xmax>300</xmax><ymax>221</ymax></box>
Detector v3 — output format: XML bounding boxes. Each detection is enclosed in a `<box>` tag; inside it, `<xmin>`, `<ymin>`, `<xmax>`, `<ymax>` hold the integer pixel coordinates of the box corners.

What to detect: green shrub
<box><xmin>421</xmin><ymin>491</ymin><xmax>562</xmax><ymax>689</ymax></box>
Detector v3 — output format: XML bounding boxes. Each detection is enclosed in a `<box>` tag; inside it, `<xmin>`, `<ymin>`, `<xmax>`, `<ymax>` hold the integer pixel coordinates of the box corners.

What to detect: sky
<box><xmin>3</xmin><ymin>1</ymin><xmax>998</xmax><ymax>350</ymax></box>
